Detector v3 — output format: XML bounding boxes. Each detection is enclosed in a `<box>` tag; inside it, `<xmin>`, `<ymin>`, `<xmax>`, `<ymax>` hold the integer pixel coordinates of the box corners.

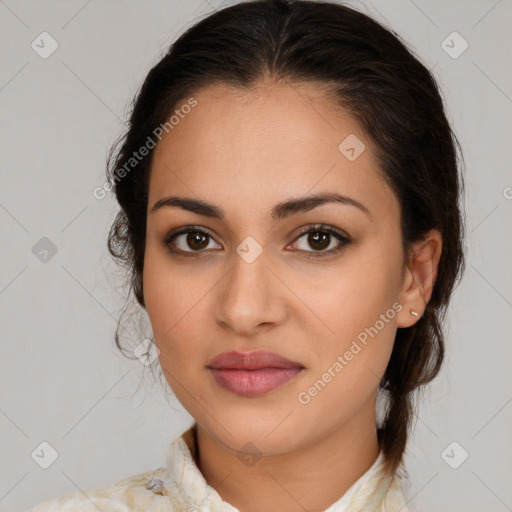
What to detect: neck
<box><xmin>195</xmin><ymin>402</ymin><xmax>381</xmax><ymax>512</ymax></box>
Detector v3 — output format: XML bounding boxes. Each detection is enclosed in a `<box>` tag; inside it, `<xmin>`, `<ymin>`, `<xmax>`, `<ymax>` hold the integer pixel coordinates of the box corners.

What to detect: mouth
<box><xmin>206</xmin><ymin>351</ymin><xmax>305</xmax><ymax>397</ymax></box>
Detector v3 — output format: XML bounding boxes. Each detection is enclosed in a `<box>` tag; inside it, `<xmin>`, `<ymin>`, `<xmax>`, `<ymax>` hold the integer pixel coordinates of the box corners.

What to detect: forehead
<box><xmin>149</xmin><ymin>81</ymin><xmax>398</xmax><ymax>223</ymax></box>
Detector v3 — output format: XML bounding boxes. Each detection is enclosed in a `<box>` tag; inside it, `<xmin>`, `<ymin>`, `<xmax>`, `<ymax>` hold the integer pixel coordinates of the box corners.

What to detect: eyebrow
<box><xmin>150</xmin><ymin>192</ymin><xmax>372</xmax><ymax>222</ymax></box>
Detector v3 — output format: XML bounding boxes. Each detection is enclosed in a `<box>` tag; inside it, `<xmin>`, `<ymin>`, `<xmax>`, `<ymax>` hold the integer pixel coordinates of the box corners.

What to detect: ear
<box><xmin>396</xmin><ymin>229</ymin><xmax>443</xmax><ymax>328</ymax></box>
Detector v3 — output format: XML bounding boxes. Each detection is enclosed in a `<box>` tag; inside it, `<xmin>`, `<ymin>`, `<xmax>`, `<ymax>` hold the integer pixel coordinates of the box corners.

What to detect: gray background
<box><xmin>1</xmin><ymin>1</ymin><xmax>511</xmax><ymax>511</ymax></box>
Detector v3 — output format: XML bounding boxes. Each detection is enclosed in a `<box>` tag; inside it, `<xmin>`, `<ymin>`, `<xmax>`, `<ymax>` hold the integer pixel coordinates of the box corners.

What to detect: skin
<box><xmin>143</xmin><ymin>80</ymin><xmax>442</xmax><ymax>512</ymax></box>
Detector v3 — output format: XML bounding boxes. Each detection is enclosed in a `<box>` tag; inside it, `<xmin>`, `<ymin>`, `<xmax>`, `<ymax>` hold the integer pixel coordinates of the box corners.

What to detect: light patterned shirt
<box><xmin>28</xmin><ymin>424</ymin><xmax>414</xmax><ymax>511</ymax></box>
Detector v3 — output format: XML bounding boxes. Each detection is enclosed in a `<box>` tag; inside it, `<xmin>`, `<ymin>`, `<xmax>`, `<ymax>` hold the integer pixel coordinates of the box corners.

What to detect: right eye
<box><xmin>163</xmin><ymin>226</ymin><xmax>222</xmax><ymax>256</ymax></box>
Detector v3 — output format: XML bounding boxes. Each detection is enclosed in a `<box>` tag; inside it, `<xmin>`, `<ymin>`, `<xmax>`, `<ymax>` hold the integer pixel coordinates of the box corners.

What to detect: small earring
<box><xmin>410</xmin><ymin>309</ymin><xmax>419</xmax><ymax>317</ymax></box>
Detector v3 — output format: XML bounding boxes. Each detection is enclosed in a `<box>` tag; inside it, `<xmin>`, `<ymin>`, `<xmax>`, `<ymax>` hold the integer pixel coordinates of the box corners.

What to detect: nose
<box><xmin>213</xmin><ymin>247</ymin><xmax>288</xmax><ymax>337</ymax></box>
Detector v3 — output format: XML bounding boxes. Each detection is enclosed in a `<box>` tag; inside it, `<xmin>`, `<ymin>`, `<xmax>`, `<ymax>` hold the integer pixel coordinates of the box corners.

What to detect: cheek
<box><xmin>310</xmin><ymin>250</ymin><xmax>402</xmax><ymax>334</ymax></box>
<box><xmin>301</xmin><ymin>241</ymin><xmax>403</xmax><ymax>386</ymax></box>
<box><xmin>142</xmin><ymin>246</ymin><xmax>211</xmax><ymax>370</ymax></box>
<box><xmin>298</xmin><ymin>281</ymin><xmax>399</xmax><ymax>426</ymax></box>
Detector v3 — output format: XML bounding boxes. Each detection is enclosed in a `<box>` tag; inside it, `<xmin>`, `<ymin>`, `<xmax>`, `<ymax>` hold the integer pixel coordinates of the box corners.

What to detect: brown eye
<box><xmin>292</xmin><ymin>224</ymin><xmax>351</xmax><ymax>256</ymax></box>
<box><xmin>185</xmin><ymin>232</ymin><xmax>210</xmax><ymax>250</ymax></box>
<box><xmin>307</xmin><ymin>231</ymin><xmax>330</xmax><ymax>251</ymax></box>
<box><xmin>164</xmin><ymin>226</ymin><xmax>222</xmax><ymax>255</ymax></box>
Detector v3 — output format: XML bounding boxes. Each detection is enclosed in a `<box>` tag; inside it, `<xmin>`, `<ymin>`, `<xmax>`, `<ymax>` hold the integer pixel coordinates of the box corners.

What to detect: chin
<box><xmin>198</xmin><ymin>408</ymin><xmax>313</xmax><ymax>457</ymax></box>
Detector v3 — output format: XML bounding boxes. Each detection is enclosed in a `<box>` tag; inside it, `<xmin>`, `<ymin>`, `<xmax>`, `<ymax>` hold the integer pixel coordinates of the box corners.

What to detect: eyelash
<box><xmin>163</xmin><ymin>223</ymin><xmax>351</xmax><ymax>259</ymax></box>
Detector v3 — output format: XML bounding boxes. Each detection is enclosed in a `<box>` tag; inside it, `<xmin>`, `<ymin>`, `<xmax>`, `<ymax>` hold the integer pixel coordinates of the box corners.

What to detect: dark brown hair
<box><xmin>106</xmin><ymin>0</ymin><xmax>465</xmax><ymax>477</ymax></box>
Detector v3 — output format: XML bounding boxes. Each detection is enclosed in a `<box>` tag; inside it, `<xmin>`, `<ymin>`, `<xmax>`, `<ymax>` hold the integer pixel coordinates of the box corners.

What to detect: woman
<box><xmin>29</xmin><ymin>0</ymin><xmax>465</xmax><ymax>510</ymax></box>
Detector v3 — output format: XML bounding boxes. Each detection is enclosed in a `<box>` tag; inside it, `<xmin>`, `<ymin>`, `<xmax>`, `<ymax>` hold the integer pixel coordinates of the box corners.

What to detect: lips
<box><xmin>207</xmin><ymin>351</ymin><xmax>304</xmax><ymax>370</ymax></box>
<box><xmin>207</xmin><ymin>351</ymin><xmax>305</xmax><ymax>397</ymax></box>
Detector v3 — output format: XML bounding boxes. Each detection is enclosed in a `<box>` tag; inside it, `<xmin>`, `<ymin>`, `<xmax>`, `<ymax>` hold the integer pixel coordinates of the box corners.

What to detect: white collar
<box><xmin>145</xmin><ymin>424</ymin><xmax>412</xmax><ymax>512</ymax></box>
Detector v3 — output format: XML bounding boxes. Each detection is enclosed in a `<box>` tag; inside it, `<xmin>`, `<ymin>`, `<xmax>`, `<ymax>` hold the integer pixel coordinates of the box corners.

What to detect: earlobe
<box><xmin>396</xmin><ymin>229</ymin><xmax>442</xmax><ymax>328</ymax></box>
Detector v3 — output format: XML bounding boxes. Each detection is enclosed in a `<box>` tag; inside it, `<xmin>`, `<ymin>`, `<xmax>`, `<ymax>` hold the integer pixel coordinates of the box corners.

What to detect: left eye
<box><xmin>291</xmin><ymin>225</ymin><xmax>351</xmax><ymax>256</ymax></box>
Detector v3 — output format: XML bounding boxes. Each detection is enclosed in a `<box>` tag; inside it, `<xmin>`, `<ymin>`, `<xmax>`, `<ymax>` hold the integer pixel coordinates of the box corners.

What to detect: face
<box><xmin>143</xmin><ymin>81</ymin><xmax>408</xmax><ymax>455</ymax></box>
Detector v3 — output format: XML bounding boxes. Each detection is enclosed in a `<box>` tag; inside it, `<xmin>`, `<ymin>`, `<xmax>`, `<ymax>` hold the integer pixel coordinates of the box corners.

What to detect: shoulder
<box><xmin>27</xmin><ymin>467</ymin><xmax>175</xmax><ymax>512</ymax></box>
